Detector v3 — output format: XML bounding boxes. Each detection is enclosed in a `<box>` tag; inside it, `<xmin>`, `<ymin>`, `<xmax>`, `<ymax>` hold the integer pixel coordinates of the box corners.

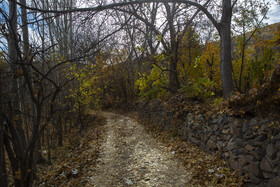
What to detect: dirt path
<box><xmin>90</xmin><ymin>112</ymin><xmax>191</xmax><ymax>187</ymax></box>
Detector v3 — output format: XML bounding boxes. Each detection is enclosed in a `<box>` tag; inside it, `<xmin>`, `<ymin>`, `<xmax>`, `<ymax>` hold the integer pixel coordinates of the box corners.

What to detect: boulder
<box><xmin>275</xmin><ymin>140</ymin><xmax>280</xmax><ymax>150</ymax></box>
<box><xmin>245</xmin><ymin>144</ymin><xmax>255</xmax><ymax>152</ymax></box>
<box><xmin>187</xmin><ymin>112</ymin><xmax>194</xmax><ymax>122</ymax></box>
<box><xmin>253</xmin><ymin>135</ymin><xmax>267</xmax><ymax>142</ymax></box>
<box><xmin>244</xmin><ymin>129</ymin><xmax>256</xmax><ymax>140</ymax></box>
<box><xmin>267</xmin><ymin>176</ymin><xmax>280</xmax><ymax>187</ymax></box>
<box><xmin>207</xmin><ymin>136</ymin><xmax>217</xmax><ymax>149</ymax></box>
<box><xmin>260</xmin><ymin>157</ymin><xmax>274</xmax><ymax>178</ymax></box>
<box><xmin>200</xmin><ymin>134</ymin><xmax>209</xmax><ymax>142</ymax></box>
<box><xmin>218</xmin><ymin>115</ymin><xmax>229</xmax><ymax>126</ymax></box>
<box><xmin>189</xmin><ymin>136</ymin><xmax>200</xmax><ymax>145</ymax></box>
<box><xmin>230</xmin><ymin>125</ymin><xmax>241</xmax><ymax>136</ymax></box>
<box><xmin>213</xmin><ymin>124</ymin><xmax>219</xmax><ymax>132</ymax></box>
<box><xmin>226</xmin><ymin>139</ymin><xmax>238</xmax><ymax>151</ymax></box>
<box><xmin>266</xmin><ymin>144</ymin><xmax>277</xmax><ymax>159</ymax></box>
<box><xmin>242</xmin><ymin>122</ymin><xmax>250</xmax><ymax>133</ymax></box>
<box><xmin>248</xmin><ymin>173</ymin><xmax>261</xmax><ymax>185</ymax></box>
<box><xmin>225</xmin><ymin>135</ymin><xmax>231</xmax><ymax>141</ymax></box>
<box><xmin>249</xmin><ymin>118</ymin><xmax>259</xmax><ymax>126</ymax></box>
<box><xmin>244</xmin><ymin>155</ymin><xmax>255</xmax><ymax>164</ymax></box>
<box><xmin>238</xmin><ymin>156</ymin><xmax>247</xmax><ymax>168</ymax></box>
<box><xmin>224</xmin><ymin>152</ymin><xmax>230</xmax><ymax>157</ymax></box>
<box><xmin>192</xmin><ymin>123</ymin><xmax>201</xmax><ymax>130</ymax></box>
<box><xmin>229</xmin><ymin>155</ymin><xmax>239</xmax><ymax>170</ymax></box>
<box><xmin>196</xmin><ymin>114</ymin><xmax>205</xmax><ymax>122</ymax></box>
<box><xmin>250</xmin><ymin>147</ymin><xmax>266</xmax><ymax>160</ymax></box>
<box><xmin>243</xmin><ymin>162</ymin><xmax>260</xmax><ymax>177</ymax></box>
<box><xmin>233</xmin><ymin>118</ymin><xmax>244</xmax><ymax>127</ymax></box>
<box><xmin>217</xmin><ymin>141</ymin><xmax>227</xmax><ymax>151</ymax></box>
<box><xmin>254</xmin><ymin>139</ymin><xmax>268</xmax><ymax>150</ymax></box>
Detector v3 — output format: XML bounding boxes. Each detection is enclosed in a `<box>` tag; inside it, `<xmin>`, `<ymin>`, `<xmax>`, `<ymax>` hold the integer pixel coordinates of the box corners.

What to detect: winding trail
<box><xmin>90</xmin><ymin>112</ymin><xmax>191</xmax><ymax>187</ymax></box>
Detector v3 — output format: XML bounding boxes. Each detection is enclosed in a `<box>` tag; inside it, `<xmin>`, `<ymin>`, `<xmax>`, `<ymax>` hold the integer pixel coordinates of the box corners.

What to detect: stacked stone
<box><xmin>136</xmin><ymin>100</ymin><xmax>280</xmax><ymax>186</ymax></box>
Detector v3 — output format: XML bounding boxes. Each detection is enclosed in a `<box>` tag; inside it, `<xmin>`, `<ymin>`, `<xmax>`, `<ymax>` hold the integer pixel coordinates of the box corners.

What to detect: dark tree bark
<box><xmin>164</xmin><ymin>3</ymin><xmax>180</xmax><ymax>90</ymax></box>
<box><xmin>220</xmin><ymin>0</ymin><xmax>234</xmax><ymax>98</ymax></box>
<box><xmin>0</xmin><ymin>118</ymin><xmax>7</xmax><ymax>187</ymax></box>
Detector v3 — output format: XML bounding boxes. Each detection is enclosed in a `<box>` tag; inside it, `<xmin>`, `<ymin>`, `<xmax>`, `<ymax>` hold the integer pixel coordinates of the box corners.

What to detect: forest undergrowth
<box><xmin>35</xmin><ymin>113</ymin><xmax>106</xmax><ymax>186</ymax></box>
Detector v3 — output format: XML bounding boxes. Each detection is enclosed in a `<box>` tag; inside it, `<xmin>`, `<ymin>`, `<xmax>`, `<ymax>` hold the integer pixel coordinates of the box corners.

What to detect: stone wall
<box><xmin>134</xmin><ymin>99</ymin><xmax>280</xmax><ymax>186</ymax></box>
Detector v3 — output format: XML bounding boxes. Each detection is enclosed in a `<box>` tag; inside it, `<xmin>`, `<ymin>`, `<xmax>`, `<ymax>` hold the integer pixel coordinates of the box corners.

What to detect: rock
<box><xmin>261</xmin><ymin>124</ymin><xmax>269</xmax><ymax>132</ymax></box>
<box><xmin>187</xmin><ymin>112</ymin><xmax>194</xmax><ymax>122</ymax></box>
<box><xmin>232</xmin><ymin>149</ymin><xmax>240</xmax><ymax>156</ymax></box>
<box><xmin>189</xmin><ymin>136</ymin><xmax>200</xmax><ymax>145</ymax></box>
<box><xmin>263</xmin><ymin>171</ymin><xmax>275</xmax><ymax>179</ymax></box>
<box><xmin>226</xmin><ymin>138</ymin><xmax>238</xmax><ymax>151</ymax></box>
<box><xmin>192</xmin><ymin>123</ymin><xmax>201</xmax><ymax>130</ymax></box>
<box><xmin>254</xmin><ymin>135</ymin><xmax>267</xmax><ymax>142</ymax></box>
<box><xmin>260</xmin><ymin>157</ymin><xmax>274</xmax><ymax>177</ymax></box>
<box><xmin>267</xmin><ymin>176</ymin><xmax>280</xmax><ymax>187</ymax></box>
<box><xmin>248</xmin><ymin>173</ymin><xmax>261</xmax><ymax>185</ymax></box>
<box><xmin>125</xmin><ymin>179</ymin><xmax>133</xmax><ymax>185</ymax></box>
<box><xmin>266</xmin><ymin>144</ymin><xmax>277</xmax><ymax>159</ymax></box>
<box><xmin>250</xmin><ymin>147</ymin><xmax>266</xmax><ymax>160</ymax></box>
<box><xmin>234</xmin><ymin>138</ymin><xmax>244</xmax><ymax>146</ymax></box>
<box><xmin>238</xmin><ymin>156</ymin><xmax>247</xmax><ymax>168</ymax></box>
<box><xmin>211</xmin><ymin>117</ymin><xmax>218</xmax><ymax>124</ymax></box>
<box><xmin>245</xmin><ymin>144</ymin><xmax>255</xmax><ymax>151</ymax></box>
<box><xmin>242</xmin><ymin>122</ymin><xmax>250</xmax><ymax>133</ymax></box>
<box><xmin>230</xmin><ymin>125</ymin><xmax>241</xmax><ymax>136</ymax></box>
<box><xmin>275</xmin><ymin>141</ymin><xmax>280</xmax><ymax>150</ymax></box>
<box><xmin>218</xmin><ymin>115</ymin><xmax>229</xmax><ymax>125</ymax></box>
<box><xmin>222</xmin><ymin>129</ymin><xmax>229</xmax><ymax>134</ymax></box>
<box><xmin>213</xmin><ymin>124</ymin><xmax>219</xmax><ymax>132</ymax></box>
<box><xmin>249</xmin><ymin>118</ymin><xmax>259</xmax><ymax>126</ymax></box>
<box><xmin>244</xmin><ymin>155</ymin><xmax>255</xmax><ymax>163</ymax></box>
<box><xmin>233</xmin><ymin>119</ymin><xmax>243</xmax><ymax>127</ymax></box>
<box><xmin>207</xmin><ymin>136</ymin><xmax>217</xmax><ymax>149</ymax></box>
<box><xmin>244</xmin><ymin>162</ymin><xmax>260</xmax><ymax>177</ymax></box>
<box><xmin>224</xmin><ymin>152</ymin><xmax>230</xmax><ymax>157</ymax></box>
<box><xmin>217</xmin><ymin>141</ymin><xmax>224</xmax><ymax>150</ymax></box>
<box><xmin>273</xmin><ymin>134</ymin><xmax>280</xmax><ymax>141</ymax></box>
<box><xmin>244</xmin><ymin>129</ymin><xmax>256</xmax><ymax>140</ymax></box>
<box><xmin>254</xmin><ymin>139</ymin><xmax>268</xmax><ymax>149</ymax></box>
<box><xmin>196</xmin><ymin>114</ymin><xmax>204</xmax><ymax>122</ymax></box>
<box><xmin>203</xmin><ymin>125</ymin><xmax>212</xmax><ymax>134</ymax></box>
<box><xmin>277</xmin><ymin>152</ymin><xmax>280</xmax><ymax>161</ymax></box>
<box><xmin>229</xmin><ymin>155</ymin><xmax>239</xmax><ymax>170</ymax></box>
<box><xmin>200</xmin><ymin>134</ymin><xmax>209</xmax><ymax>142</ymax></box>
<box><xmin>225</xmin><ymin>135</ymin><xmax>231</xmax><ymax>141</ymax></box>
<box><xmin>199</xmin><ymin>142</ymin><xmax>206</xmax><ymax>149</ymax></box>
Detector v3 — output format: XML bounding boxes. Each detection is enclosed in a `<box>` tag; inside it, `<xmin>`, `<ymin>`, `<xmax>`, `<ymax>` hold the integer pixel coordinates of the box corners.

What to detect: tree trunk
<box><xmin>169</xmin><ymin>58</ymin><xmax>180</xmax><ymax>91</ymax></box>
<box><xmin>8</xmin><ymin>0</ymin><xmax>19</xmax><ymax>114</ymax></box>
<box><xmin>220</xmin><ymin>0</ymin><xmax>234</xmax><ymax>99</ymax></box>
<box><xmin>57</xmin><ymin>116</ymin><xmax>63</xmax><ymax>146</ymax></box>
<box><xmin>0</xmin><ymin>119</ymin><xmax>7</xmax><ymax>187</ymax></box>
<box><xmin>164</xmin><ymin>3</ymin><xmax>180</xmax><ymax>91</ymax></box>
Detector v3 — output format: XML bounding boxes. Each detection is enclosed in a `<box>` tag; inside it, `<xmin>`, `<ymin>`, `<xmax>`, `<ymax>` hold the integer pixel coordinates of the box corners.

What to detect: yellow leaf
<box><xmin>15</xmin><ymin>169</ymin><xmax>21</xmax><ymax>180</ymax></box>
<box><xmin>13</xmin><ymin>115</ymin><xmax>21</xmax><ymax>121</ymax></box>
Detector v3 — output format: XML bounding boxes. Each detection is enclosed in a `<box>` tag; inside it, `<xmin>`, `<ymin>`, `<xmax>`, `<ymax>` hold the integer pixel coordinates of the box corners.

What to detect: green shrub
<box><xmin>179</xmin><ymin>77</ymin><xmax>217</xmax><ymax>100</ymax></box>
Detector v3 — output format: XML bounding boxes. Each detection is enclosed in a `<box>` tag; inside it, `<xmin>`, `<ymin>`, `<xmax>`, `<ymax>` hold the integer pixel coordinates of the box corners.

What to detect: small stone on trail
<box><xmin>72</xmin><ymin>169</ymin><xmax>78</xmax><ymax>175</ymax></box>
<box><xmin>125</xmin><ymin>179</ymin><xmax>133</xmax><ymax>185</ymax></box>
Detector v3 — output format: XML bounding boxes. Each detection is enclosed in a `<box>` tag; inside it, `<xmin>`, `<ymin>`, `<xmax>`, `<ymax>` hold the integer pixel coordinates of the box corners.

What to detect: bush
<box><xmin>179</xmin><ymin>77</ymin><xmax>218</xmax><ymax>100</ymax></box>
